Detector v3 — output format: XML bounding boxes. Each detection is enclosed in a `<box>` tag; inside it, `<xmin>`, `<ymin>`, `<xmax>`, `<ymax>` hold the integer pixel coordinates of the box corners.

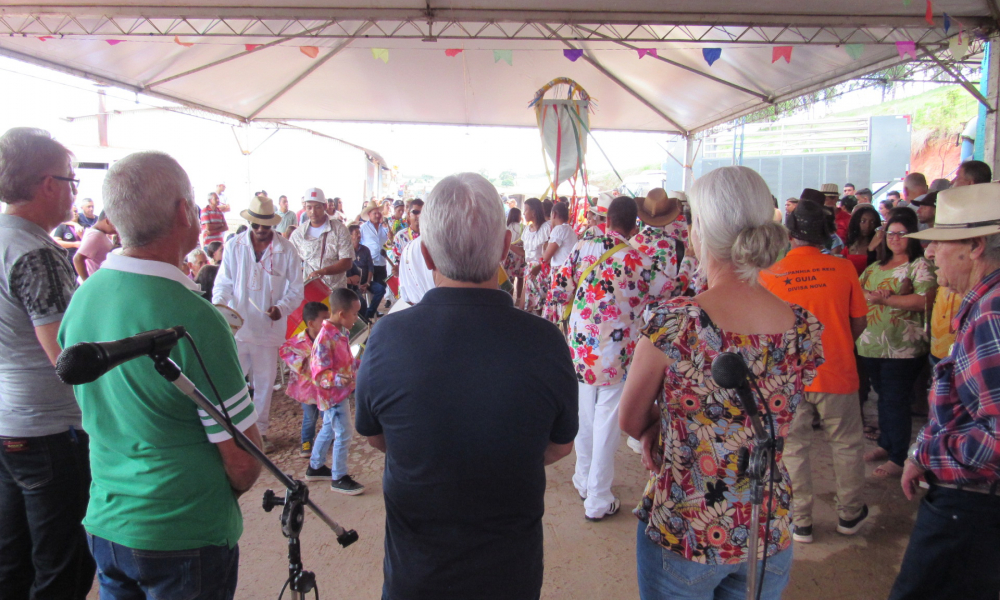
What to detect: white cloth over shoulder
<box><xmin>397</xmin><ymin>237</ymin><xmax>435</xmax><ymax>309</ymax></box>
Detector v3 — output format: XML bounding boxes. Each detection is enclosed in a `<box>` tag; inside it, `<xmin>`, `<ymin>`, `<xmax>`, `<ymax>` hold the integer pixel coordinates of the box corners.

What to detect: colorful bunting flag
<box><xmin>106</xmin><ymin>39</ymin><xmax>125</xmax><ymax>46</ymax></box>
<box><xmin>896</xmin><ymin>40</ymin><xmax>917</xmax><ymax>59</ymax></box>
<box><xmin>944</xmin><ymin>13</ymin><xmax>951</xmax><ymax>33</ymax></box>
<box><xmin>563</xmin><ymin>49</ymin><xmax>584</xmax><ymax>62</ymax></box>
<box><xmin>300</xmin><ymin>46</ymin><xmax>319</xmax><ymax>58</ymax></box>
<box><xmin>493</xmin><ymin>49</ymin><xmax>513</xmax><ymax>65</ymax></box>
<box><xmin>772</xmin><ymin>46</ymin><xmax>793</xmax><ymax>63</ymax></box>
<box><xmin>703</xmin><ymin>48</ymin><xmax>722</xmax><ymax>66</ymax></box>
<box><xmin>903</xmin><ymin>0</ymin><xmax>912</xmax><ymax>6</ymax></box>
<box><xmin>949</xmin><ymin>36</ymin><xmax>970</xmax><ymax>60</ymax></box>
<box><xmin>637</xmin><ymin>48</ymin><xmax>657</xmax><ymax>59</ymax></box>
<box><xmin>445</xmin><ymin>48</ymin><xmax>464</xmax><ymax>57</ymax></box>
<box><xmin>845</xmin><ymin>44</ymin><xmax>864</xmax><ymax>60</ymax></box>
<box><xmin>245</xmin><ymin>44</ymin><xmax>261</xmax><ymax>52</ymax></box>
<box><xmin>174</xmin><ymin>36</ymin><xmax>194</xmax><ymax>48</ymax></box>
<box><xmin>372</xmin><ymin>48</ymin><xmax>389</xmax><ymax>63</ymax></box>
<box><xmin>37</xmin><ymin>36</ymin><xmax>54</xmax><ymax>41</ymax></box>
<box><xmin>925</xmin><ymin>0</ymin><xmax>934</xmax><ymax>25</ymax></box>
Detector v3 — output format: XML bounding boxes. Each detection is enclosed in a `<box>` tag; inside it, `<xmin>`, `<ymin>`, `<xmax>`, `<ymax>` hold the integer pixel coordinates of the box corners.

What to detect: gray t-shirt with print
<box><xmin>0</xmin><ymin>214</ymin><xmax>81</xmax><ymax>437</ymax></box>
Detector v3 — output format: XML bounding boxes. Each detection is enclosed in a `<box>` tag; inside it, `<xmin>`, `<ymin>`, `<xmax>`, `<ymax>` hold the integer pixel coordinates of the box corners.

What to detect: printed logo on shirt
<box><xmin>777</xmin><ymin>266</ymin><xmax>836</xmax><ymax>292</ymax></box>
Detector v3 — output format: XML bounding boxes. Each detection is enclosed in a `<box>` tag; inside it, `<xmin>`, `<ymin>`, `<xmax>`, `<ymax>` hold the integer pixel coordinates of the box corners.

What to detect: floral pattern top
<box><xmin>279</xmin><ymin>330</ymin><xmax>321</xmax><ymax>405</ymax></box>
<box><xmin>310</xmin><ymin>321</ymin><xmax>360</xmax><ymax>411</ymax></box>
<box><xmin>676</xmin><ymin>254</ymin><xmax>708</xmax><ymax>298</ymax></box>
<box><xmin>856</xmin><ymin>257</ymin><xmax>937</xmax><ymax>359</ymax></box>
<box><xmin>635</xmin><ymin>298</ymin><xmax>824</xmax><ymax>565</ymax></box>
<box><xmin>545</xmin><ymin>230</ymin><xmax>675</xmax><ymax>386</ymax></box>
<box><xmin>390</xmin><ymin>227</ymin><xmax>419</xmax><ymax>266</ymax></box>
<box><xmin>631</xmin><ymin>216</ymin><xmax>688</xmax><ymax>297</ymax></box>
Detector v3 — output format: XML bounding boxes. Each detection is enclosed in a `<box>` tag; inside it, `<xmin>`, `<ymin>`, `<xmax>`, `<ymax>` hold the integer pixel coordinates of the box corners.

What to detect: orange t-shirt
<box><xmin>760</xmin><ymin>246</ymin><xmax>869</xmax><ymax>394</ymax></box>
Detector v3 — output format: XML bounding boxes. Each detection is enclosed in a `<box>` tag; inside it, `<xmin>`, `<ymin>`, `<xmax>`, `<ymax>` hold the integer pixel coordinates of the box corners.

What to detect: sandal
<box><xmin>864</xmin><ymin>447</ymin><xmax>888</xmax><ymax>462</ymax></box>
<box><xmin>872</xmin><ymin>461</ymin><xmax>904</xmax><ymax>478</ymax></box>
<box><xmin>863</xmin><ymin>426</ymin><xmax>879</xmax><ymax>442</ymax></box>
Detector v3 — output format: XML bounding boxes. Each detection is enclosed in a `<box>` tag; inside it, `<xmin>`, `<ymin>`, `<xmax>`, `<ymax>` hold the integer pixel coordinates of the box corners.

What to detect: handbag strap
<box><xmin>562</xmin><ymin>242</ymin><xmax>630</xmax><ymax>322</ymax></box>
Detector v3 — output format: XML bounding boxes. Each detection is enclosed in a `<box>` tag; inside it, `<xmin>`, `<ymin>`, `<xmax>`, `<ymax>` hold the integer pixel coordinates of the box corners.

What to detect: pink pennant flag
<box><xmin>896</xmin><ymin>40</ymin><xmax>917</xmax><ymax>59</ymax></box>
<box><xmin>174</xmin><ymin>36</ymin><xmax>194</xmax><ymax>48</ymax></box>
<box><xmin>300</xmin><ymin>46</ymin><xmax>319</xmax><ymax>58</ymax></box>
<box><xmin>105</xmin><ymin>39</ymin><xmax>125</xmax><ymax>46</ymax></box>
<box><xmin>637</xmin><ymin>48</ymin><xmax>658</xmax><ymax>59</ymax></box>
<box><xmin>37</xmin><ymin>36</ymin><xmax>54</xmax><ymax>41</ymax></box>
<box><xmin>772</xmin><ymin>46</ymin><xmax>793</xmax><ymax>63</ymax></box>
<box><xmin>445</xmin><ymin>48</ymin><xmax>464</xmax><ymax>57</ymax></box>
<box><xmin>925</xmin><ymin>0</ymin><xmax>934</xmax><ymax>25</ymax></box>
<box><xmin>245</xmin><ymin>44</ymin><xmax>262</xmax><ymax>52</ymax></box>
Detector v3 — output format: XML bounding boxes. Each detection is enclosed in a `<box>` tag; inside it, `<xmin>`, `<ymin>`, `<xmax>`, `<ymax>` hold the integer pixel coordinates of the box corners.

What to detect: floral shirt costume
<box><xmin>545</xmin><ymin>230</ymin><xmax>675</xmax><ymax>386</ymax></box>
<box><xmin>279</xmin><ymin>330</ymin><xmax>321</xmax><ymax>405</ymax></box>
<box><xmin>631</xmin><ymin>215</ymin><xmax>688</xmax><ymax>298</ymax></box>
<box><xmin>503</xmin><ymin>222</ymin><xmax>526</xmax><ymax>278</ymax></box>
<box><xmin>310</xmin><ymin>321</ymin><xmax>359</xmax><ymax>411</ymax></box>
<box><xmin>635</xmin><ymin>298</ymin><xmax>824</xmax><ymax>564</ymax></box>
<box><xmin>856</xmin><ymin>257</ymin><xmax>936</xmax><ymax>359</ymax></box>
<box><xmin>390</xmin><ymin>228</ymin><xmax>419</xmax><ymax>266</ymax></box>
<box><xmin>522</xmin><ymin>221</ymin><xmax>552</xmax><ymax>313</ymax></box>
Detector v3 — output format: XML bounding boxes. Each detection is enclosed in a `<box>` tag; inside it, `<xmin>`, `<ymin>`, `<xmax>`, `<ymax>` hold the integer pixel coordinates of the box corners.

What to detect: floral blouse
<box><xmin>390</xmin><ymin>227</ymin><xmax>419</xmax><ymax>266</ymax></box>
<box><xmin>856</xmin><ymin>257</ymin><xmax>936</xmax><ymax>359</ymax></box>
<box><xmin>631</xmin><ymin>215</ymin><xmax>688</xmax><ymax>271</ymax></box>
<box><xmin>635</xmin><ymin>298</ymin><xmax>824</xmax><ymax>565</ymax></box>
<box><xmin>310</xmin><ymin>321</ymin><xmax>360</xmax><ymax>411</ymax></box>
<box><xmin>279</xmin><ymin>330</ymin><xmax>321</xmax><ymax>405</ymax></box>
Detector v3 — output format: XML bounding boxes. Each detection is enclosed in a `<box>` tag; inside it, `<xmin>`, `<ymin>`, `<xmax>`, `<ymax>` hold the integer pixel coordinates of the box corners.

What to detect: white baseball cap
<box><xmin>303</xmin><ymin>187</ymin><xmax>326</xmax><ymax>204</ymax></box>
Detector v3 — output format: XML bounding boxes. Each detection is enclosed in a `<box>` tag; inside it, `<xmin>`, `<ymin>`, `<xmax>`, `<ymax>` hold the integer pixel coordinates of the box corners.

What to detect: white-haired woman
<box><xmin>520</xmin><ymin>197</ymin><xmax>551</xmax><ymax>314</ymax></box>
<box><xmin>619</xmin><ymin>166</ymin><xmax>823</xmax><ymax>599</ymax></box>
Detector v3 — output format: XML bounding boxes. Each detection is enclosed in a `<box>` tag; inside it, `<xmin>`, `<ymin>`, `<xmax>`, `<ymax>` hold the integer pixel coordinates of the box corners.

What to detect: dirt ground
<box><xmin>87</xmin><ymin>389</ymin><xmax>923</xmax><ymax>600</ymax></box>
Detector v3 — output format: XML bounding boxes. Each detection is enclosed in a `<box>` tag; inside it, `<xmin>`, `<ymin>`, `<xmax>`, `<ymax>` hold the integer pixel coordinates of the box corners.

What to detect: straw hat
<box><xmin>240</xmin><ymin>195</ymin><xmax>282</xmax><ymax>226</ymax></box>
<box><xmin>908</xmin><ymin>183</ymin><xmax>1000</xmax><ymax>241</ymax></box>
<box><xmin>634</xmin><ymin>188</ymin><xmax>681</xmax><ymax>227</ymax></box>
<box><xmin>363</xmin><ymin>199</ymin><xmax>381</xmax><ymax>216</ymax></box>
<box><xmin>589</xmin><ymin>192</ymin><xmax>614</xmax><ymax>215</ymax></box>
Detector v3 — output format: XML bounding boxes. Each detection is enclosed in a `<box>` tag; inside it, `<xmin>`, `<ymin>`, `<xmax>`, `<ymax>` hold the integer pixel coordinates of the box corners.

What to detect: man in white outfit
<box><xmin>213</xmin><ymin>195</ymin><xmax>303</xmax><ymax>452</ymax></box>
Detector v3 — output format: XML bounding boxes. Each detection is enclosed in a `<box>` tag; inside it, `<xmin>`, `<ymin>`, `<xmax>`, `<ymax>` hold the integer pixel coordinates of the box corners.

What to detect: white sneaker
<box><xmin>627</xmin><ymin>436</ymin><xmax>643</xmax><ymax>454</ymax></box>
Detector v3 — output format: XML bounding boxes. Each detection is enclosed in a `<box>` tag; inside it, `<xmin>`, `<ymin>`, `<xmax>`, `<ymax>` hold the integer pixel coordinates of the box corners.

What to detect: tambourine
<box><xmin>213</xmin><ymin>304</ymin><xmax>244</xmax><ymax>336</ymax></box>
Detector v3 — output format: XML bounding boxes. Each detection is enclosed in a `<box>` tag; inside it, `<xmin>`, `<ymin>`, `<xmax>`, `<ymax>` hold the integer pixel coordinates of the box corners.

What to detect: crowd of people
<box><xmin>1</xmin><ymin>123</ymin><xmax>998</xmax><ymax>600</ymax></box>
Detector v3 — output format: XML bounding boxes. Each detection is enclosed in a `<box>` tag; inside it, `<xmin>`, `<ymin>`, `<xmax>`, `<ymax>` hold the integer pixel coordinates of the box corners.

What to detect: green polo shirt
<box><xmin>59</xmin><ymin>254</ymin><xmax>256</xmax><ymax>551</ymax></box>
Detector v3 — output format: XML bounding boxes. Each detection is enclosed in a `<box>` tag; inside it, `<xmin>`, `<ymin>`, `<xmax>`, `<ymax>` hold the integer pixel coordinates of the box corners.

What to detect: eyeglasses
<box><xmin>886</xmin><ymin>231</ymin><xmax>908</xmax><ymax>239</ymax></box>
<box><xmin>250</xmin><ymin>223</ymin><xmax>272</xmax><ymax>230</ymax></box>
<box><xmin>410</xmin><ymin>209</ymin><xmax>421</xmax><ymax>215</ymax></box>
<box><xmin>50</xmin><ymin>175</ymin><xmax>80</xmax><ymax>190</ymax></box>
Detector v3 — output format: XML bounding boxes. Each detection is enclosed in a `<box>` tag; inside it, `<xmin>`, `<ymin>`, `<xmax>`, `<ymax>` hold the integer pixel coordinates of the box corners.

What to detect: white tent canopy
<box><xmin>0</xmin><ymin>1</ymin><xmax>991</xmax><ymax>134</ymax></box>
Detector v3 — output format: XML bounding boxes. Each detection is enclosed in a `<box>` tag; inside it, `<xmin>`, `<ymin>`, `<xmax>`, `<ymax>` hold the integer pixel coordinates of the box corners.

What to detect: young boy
<box><xmin>305</xmin><ymin>288</ymin><xmax>365</xmax><ymax>495</ymax></box>
<box><xmin>279</xmin><ymin>301</ymin><xmax>329</xmax><ymax>458</ymax></box>
<box><xmin>73</xmin><ymin>211</ymin><xmax>117</xmax><ymax>281</ymax></box>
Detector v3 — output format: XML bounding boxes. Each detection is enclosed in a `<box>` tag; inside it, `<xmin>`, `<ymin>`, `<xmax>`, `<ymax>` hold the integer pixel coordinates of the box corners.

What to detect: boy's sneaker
<box><xmin>305</xmin><ymin>465</ymin><xmax>331</xmax><ymax>481</ymax></box>
<box><xmin>792</xmin><ymin>525</ymin><xmax>813</xmax><ymax>543</ymax></box>
<box><xmin>330</xmin><ymin>475</ymin><xmax>365</xmax><ymax>495</ymax></box>
<box><xmin>299</xmin><ymin>442</ymin><xmax>312</xmax><ymax>458</ymax></box>
<box><xmin>585</xmin><ymin>497</ymin><xmax>620</xmax><ymax>522</ymax></box>
<box><xmin>837</xmin><ymin>504</ymin><xmax>869</xmax><ymax>536</ymax></box>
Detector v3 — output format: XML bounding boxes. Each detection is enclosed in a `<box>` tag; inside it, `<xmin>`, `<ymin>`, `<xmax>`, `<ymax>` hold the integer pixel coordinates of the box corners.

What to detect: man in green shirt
<box><xmin>59</xmin><ymin>151</ymin><xmax>262</xmax><ymax>600</ymax></box>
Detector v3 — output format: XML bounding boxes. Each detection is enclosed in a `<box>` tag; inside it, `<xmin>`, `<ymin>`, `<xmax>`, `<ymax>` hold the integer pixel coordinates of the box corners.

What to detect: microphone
<box><xmin>56</xmin><ymin>327</ymin><xmax>186</xmax><ymax>385</ymax></box>
<box><xmin>710</xmin><ymin>351</ymin><xmax>767</xmax><ymax>442</ymax></box>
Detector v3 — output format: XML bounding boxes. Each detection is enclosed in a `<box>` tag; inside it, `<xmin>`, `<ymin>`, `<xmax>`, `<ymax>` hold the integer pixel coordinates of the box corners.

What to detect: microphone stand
<box><xmin>148</xmin><ymin>344</ymin><xmax>359</xmax><ymax>600</ymax></box>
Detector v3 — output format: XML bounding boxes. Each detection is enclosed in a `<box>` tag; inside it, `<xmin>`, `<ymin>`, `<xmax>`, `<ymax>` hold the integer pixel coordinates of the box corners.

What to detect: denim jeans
<box><xmin>301</xmin><ymin>404</ymin><xmax>322</xmax><ymax>445</ymax></box>
<box><xmin>366</xmin><ymin>266</ymin><xmax>388</xmax><ymax>319</ymax></box>
<box><xmin>860</xmin><ymin>356</ymin><xmax>925</xmax><ymax>466</ymax></box>
<box><xmin>0</xmin><ymin>429</ymin><xmax>95</xmax><ymax>600</ymax></box>
<box><xmin>889</xmin><ymin>485</ymin><xmax>1000</xmax><ymax>600</ymax></box>
<box><xmin>635</xmin><ymin>522</ymin><xmax>792</xmax><ymax>600</ymax></box>
<box><xmin>309</xmin><ymin>401</ymin><xmax>354</xmax><ymax>479</ymax></box>
<box><xmin>88</xmin><ymin>535</ymin><xmax>239</xmax><ymax>600</ymax></box>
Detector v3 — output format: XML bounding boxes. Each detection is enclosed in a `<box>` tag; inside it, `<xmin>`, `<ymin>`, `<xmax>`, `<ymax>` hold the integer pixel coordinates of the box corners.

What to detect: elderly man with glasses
<box><xmin>213</xmin><ymin>194</ymin><xmax>304</xmax><ymax>453</ymax></box>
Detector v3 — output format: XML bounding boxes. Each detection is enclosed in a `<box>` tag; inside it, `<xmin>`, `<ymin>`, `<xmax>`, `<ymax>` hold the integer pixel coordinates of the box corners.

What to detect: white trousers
<box><xmin>573</xmin><ymin>381</ymin><xmax>624</xmax><ymax>518</ymax></box>
<box><xmin>237</xmin><ymin>341</ymin><xmax>279</xmax><ymax>436</ymax></box>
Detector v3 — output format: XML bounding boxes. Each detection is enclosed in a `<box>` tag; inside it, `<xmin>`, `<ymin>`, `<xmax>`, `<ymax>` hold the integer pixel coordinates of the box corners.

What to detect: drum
<box><xmin>213</xmin><ymin>304</ymin><xmax>244</xmax><ymax>336</ymax></box>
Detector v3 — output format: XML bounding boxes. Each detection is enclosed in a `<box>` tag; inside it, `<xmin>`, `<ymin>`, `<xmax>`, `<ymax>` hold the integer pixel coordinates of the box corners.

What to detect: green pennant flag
<box><xmin>845</xmin><ymin>44</ymin><xmax>864</xmax><ymax>60</ymax></box>
<box><xmin>493</xmin><ymin>49</ymin><xmax>512</xmax><ymax>65</ymax></box>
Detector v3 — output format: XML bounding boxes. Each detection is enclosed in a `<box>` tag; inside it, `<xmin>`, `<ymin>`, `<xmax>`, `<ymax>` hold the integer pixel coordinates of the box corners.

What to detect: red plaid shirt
<box><xmin>914</xmin><ymin>268</ymin><xmax>1000</xmax><ymax>486</ymax></box>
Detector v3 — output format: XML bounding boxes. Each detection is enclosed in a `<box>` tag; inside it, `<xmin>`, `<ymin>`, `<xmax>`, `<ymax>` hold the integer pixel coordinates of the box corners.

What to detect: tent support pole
<box><xmin>682</xmin><ymin>135</ymin><xmax>697</xmax><ymax>192</ymax></box>
<box><xmin>922</xmin><ymin>45</ymin><xmax>993</xmax><ymax>110</ymax></box>
<box><xmin>984</xmin><ymin>40</ymin><xmax>1000</xmax><ymax>175</ymax></box>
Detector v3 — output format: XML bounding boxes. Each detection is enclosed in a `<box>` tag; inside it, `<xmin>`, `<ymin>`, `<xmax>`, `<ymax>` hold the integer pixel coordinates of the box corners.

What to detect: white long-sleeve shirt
<box><xmin>212</xmin><ymin>230</ymin><xmax>304</xmax><ymax>347</ymax></box>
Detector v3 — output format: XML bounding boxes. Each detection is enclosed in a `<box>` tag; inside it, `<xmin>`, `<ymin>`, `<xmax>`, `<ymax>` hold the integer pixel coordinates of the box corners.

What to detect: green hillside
<box><xmin>830</xmin><ymin>85</ymin><xmax>978</xmax><ymax>136</ymax></box>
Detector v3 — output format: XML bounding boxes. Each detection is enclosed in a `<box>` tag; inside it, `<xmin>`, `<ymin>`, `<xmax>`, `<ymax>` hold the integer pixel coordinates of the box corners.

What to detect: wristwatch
<box><xmin>907</xmin><ymin>443</ymin><xmax>923</xmax><ymax>468</ymax></box>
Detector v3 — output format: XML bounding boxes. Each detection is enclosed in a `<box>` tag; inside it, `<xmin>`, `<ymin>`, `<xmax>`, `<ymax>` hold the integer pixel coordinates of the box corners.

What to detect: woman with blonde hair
<box><xmin>620</xmin><ymin>166</ymin><xmax>823</xmax><ymax>599</ymax></box>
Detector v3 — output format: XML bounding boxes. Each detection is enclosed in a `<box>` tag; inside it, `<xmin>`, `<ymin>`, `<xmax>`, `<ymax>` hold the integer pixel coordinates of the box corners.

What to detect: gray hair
<box><xmin>981</xmin><ymin>233</ymin><xmax>1000</xmax><ymax>263</ymax></box>
<box><xmin>422</xmin><ymin>173</ymin><xmax>505</xmax><ymax>283</ymax></box>
<box><xmin>103</xmin><ymin>151</ymin><xmax>195</xmax><ymax>248</ymax></box>
<box><xmin>689</xmin><ymin>166</ymin><xmax>787</xmax><ymax>283</ymax></box>
<box><xmin>0</xmin><ymin>127</ymin><xmax>73</xmax><ymax>204</ymax></box>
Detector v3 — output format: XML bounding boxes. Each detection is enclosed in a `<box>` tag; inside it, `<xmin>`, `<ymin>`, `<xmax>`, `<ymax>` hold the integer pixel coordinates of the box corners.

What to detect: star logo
<box><xmin>783</xmin><ymin>278</ymin><xmax>792</xmax><ymax>285</ymax></box>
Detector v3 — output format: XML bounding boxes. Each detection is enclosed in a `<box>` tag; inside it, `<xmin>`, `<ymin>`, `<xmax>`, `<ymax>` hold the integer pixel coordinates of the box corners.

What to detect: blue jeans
<box><xmin>889</xmin><ymin>485</ymin><xmax>1000</xmax><ymax>600</ymax></box>
<box><xmin>0</xmin><ymin>429</ymin><xmax>95</xmax><ymax>600</ymax></box>
<box><xmin>635</xmin><ymin>521</ymin><xmax>792</xmax><ymax>600</ymax></box>
<box><xmin>88</xmin><ymin>535</ymin><xmax>239</xmax><ymax>600</ymax></box>
<box><xmin>366</xmin><ymin>275</ymin><xmax>387</xmax><ymax>319</ymax></box>
<box><xmin>861</xmin><ymin>356</ymin><xmax>925</xmax><ymax>465</ymax></box>
<box><xmin>309</xmin><ymin>401</ymin><xmax>354</xmax><ymax>479</ymax></box>
<box><xmin>301</xmin><ymin>404</ymin><xmax>322</xmax><ymax>445</ymax></box>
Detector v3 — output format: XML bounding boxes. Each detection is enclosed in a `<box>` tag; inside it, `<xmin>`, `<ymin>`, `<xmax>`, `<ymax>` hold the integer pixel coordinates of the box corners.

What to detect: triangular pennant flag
<box><xmin>637</xmin><ymin>48</ymin><xmax>658</xmax><ymax>59</ymax></box>
<box><xmin>944</xmin><ymin>13</ymin><xmax>951</xmax><ymax>33</ymax></box>
<box><xmin>372</xmin><ymin>48</ymin><xmax>389</xmax><ymax>63</ymax></box>
<box><xmin>703</xmin><ymin>48</ymin><xmax>722</xmax><ymax>66</ymax></box>
<box><xmin>925</xmin><ymin>0</ymin><xmax>934</xmax><ymax>25</ymax></box>
<box><xmin>300</xmin><ymin>46</ymin><xmax>319</xmax><ymax>58</ymax></box>
<box><xmin>949</xmin><ymin>36</ymin><xmax>970</xmax><ymax>60</ymax></box>
<box><xmin>445</xmin><ymin>48</ymin><xmax>463</xmax><ymax>57</ymax></box>
<box><xmin>493</xmin><ymin>49</ymin><xmax>512</xmax><ymax>65</ymax></box>
<box><xmin>37</xmin><ymin>36</ymin><xmax>54</xmax><ymax>41</ymax></box>
<box><xmin>174</xmin><ymin>36</ymin><xmax>194</xmax><ymax>48</ymax></box>
<box><xmin>106</xmin><ymin>39</ymin><xmax>125</xmax><ymax>46</ymax></box>
<box><xmin>245</xmin><ymin>44</ymin><xmax>261</xmax><ymax>52</ymax></box>
<box><xmin>903</xmin><ymin>0</ymin><xmax>912</xmax><ymax>6</ymax></box>
<box><xmin>563</xmin><ymin>49</ymin><xmax>584</xmax><ymax>62</ymax></box>
<box><xmin>845</xmin><ymin>44</ymin><xmax>864</xmax><ymax>60</ymax></box>
<box><xmin>896</xmin><ymin>40</ymin><xmax>917</xmax><ymax>59</ymax></box>
<box><xmin>772</xmin><ymin>46</ymin><xmax>793</xmax><ymax>63</ymax></box>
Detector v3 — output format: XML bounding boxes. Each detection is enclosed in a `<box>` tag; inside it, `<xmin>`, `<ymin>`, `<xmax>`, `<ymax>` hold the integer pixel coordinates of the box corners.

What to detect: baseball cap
<box><xmin>303</xmin><ymin>187</ymin><xmax>326</xmax><ymax>204</ymax></box>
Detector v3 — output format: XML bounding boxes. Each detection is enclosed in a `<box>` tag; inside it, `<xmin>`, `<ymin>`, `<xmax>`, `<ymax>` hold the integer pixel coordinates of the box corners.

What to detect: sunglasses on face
<box><xmin>410</xmin><ymin>209</ymin><xmax>421</xmax><ymax>215</ymax></box>
<box><xmin>250</xmin><ymin>223</ymin><xmax>272</xmax><ymax>230</ymax></box>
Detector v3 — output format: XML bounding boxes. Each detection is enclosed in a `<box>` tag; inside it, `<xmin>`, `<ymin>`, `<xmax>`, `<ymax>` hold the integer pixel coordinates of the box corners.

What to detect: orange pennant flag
<box><xmin>300</xmin><ymin>46</ymin><xmax>319</xmax><ymax>58</ymax></box>
<box><xmin>174</xmin><ymin>36</ymin><xmax>194</xmax><ymax>48</ymax></box>
<box><xmin>772</xmin><ymin>46</ymin><xmax>793</xmax><ymax>63</ymax></box>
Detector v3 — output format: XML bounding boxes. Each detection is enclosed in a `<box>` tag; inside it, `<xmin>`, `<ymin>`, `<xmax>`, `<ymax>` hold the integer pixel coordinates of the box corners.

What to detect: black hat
<box><xmin>786</xmin><ymin>199</ymin><xmax>831</xmax><ymax>246</ymax></box>
<box><xmin>911</xmin><ymin>191</ymin><xmax>938</xmax><ymax>207</ymax></box>
<box><xmin>800</xmin><ymin>188</ymin><xmax>827</xmax><ymax>205</ymax></box>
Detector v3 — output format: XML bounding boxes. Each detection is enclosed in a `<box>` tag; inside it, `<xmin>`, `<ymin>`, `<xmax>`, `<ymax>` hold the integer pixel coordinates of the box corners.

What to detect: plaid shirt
<box><xmin>913</xmin><ymin>268</ymin><xmax>1000</xmax><ymax>486</ymax></box>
